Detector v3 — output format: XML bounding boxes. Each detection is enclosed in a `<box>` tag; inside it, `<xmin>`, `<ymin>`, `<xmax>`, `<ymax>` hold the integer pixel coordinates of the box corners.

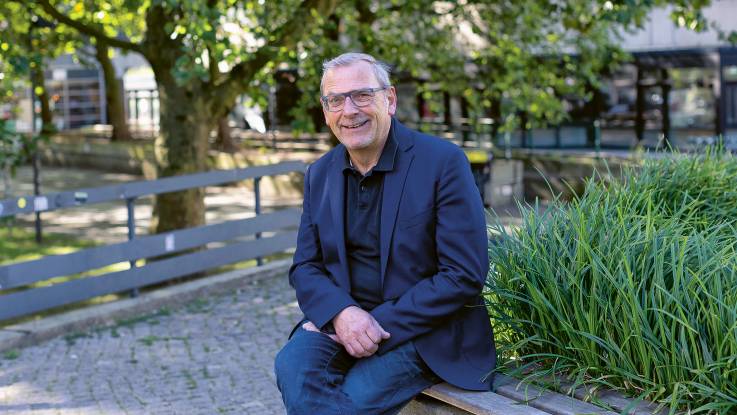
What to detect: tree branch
<box><xmin>35</xmin><ymin>0</ymin><xmax>143</xmax><ymax>53</ymax></box>
<box><xmin>206</xmin><ymin>0</ymin><xmax>219</xmax><ymax>83</ymax></box>
<box><xmin>140</xmin><ymin>4</ymin><xmax>181</xmax><ymax>64</ymax></box>
<box><xmin>209</xmin><ymin>0</ymin><xmax>338</xmax><ymax>112</ymax></box>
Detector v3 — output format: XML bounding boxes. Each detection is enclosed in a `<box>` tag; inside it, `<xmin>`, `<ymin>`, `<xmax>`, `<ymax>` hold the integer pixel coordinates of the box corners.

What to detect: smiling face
<box><xmin>321</xmin><ymin>61</ymin><xmax>397</xmax><ymax>152</ymax></box>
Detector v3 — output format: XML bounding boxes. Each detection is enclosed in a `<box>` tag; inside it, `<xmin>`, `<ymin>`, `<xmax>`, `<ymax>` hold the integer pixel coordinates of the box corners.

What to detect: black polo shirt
<box><xmin>342</xmin><ymin>129</ymin><xmax>398</xmax><ymax>311</ymax></box>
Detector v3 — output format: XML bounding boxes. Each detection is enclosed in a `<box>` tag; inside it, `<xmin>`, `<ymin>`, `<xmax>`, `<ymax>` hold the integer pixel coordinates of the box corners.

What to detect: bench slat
<box><xmin>557</xmin><ymin>379</ymin><xmax>667</xmax><ymax>415</ymax></box>
<box><xmin>0</xmin><ymin>209</ymin><xmax>300</xmax><ymax>289</ymax></box>
<box><xmin>0</xmin><ymin>231</ymin><xmax>296</xmax><ymax>321</ymax></box>
<box><xmin>401</xmin><ymin>394</ymin><xmax>474</xmax><ymax>414</ymax></box>
<box><xmin>423</xmin><ymin>383</ymin><xmax>550</xmax><ymax>415</ymax></box>
<box><xmin>493</xmin><ymin>375</ymin><xmax>618</xmax><ymax>415</ymax></box>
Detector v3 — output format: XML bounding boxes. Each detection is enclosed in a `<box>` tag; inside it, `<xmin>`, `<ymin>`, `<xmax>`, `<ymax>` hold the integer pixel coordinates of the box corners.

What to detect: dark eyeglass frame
<box><xmin>320</xmin><ymin>86</ymin><xmax>390</xmax><ymax>112</ymax></box>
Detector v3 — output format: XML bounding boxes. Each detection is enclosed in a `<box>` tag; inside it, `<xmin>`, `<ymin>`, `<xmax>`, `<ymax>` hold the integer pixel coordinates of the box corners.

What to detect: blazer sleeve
<box><xmin>289</xmin><ymin>165</ymin><xmax>358</xmax><ymax>330</ymax></box>
<box><xmin>370</xmin><ymin>147</ymin><xmax>489</xmax><ymax>353</ymax></box>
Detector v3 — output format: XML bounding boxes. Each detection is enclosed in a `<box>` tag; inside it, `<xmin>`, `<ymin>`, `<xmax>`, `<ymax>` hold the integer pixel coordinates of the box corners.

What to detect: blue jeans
<box><xmin>274</xmin><ymin>326</ymin><xmax>440</xmax><ymax>415</ymax></box>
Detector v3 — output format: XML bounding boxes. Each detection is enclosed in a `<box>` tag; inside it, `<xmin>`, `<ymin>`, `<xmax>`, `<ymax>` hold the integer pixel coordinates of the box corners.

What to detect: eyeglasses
<box><xmin>320</xmin><ymin>87</ymin><xmax>389</xmax><ymax>112</ymax></box>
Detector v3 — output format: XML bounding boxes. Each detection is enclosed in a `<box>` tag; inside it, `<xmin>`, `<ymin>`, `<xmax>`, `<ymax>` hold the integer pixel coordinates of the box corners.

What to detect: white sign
<box><xmin>165</xmin><ymin>234</ymin><xmax>175</xmax><ymax>252</ymax></box>
<box><xmin>34</xmin><ymin>197</ymin><xmax>49</xmax><ymax>212</ymax></box>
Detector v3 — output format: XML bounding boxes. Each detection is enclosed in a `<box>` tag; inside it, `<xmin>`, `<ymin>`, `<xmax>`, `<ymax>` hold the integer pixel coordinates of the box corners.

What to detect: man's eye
<box><xmin>328</xmin><ymin>96</ymin><xmax>345</xmax><ymax>106</ymax></box>
<box><xmin>352</xmin><ymin>92</ymin><xmax>373</xmax><ymax>102</ymax></box>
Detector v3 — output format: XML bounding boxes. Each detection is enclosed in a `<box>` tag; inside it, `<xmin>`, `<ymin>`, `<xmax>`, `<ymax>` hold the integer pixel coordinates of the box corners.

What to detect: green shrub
<box><xmin>486</xmin><ymin>149</ymin><xmax>737</xmax><ymax>413</ymax></box>
<box><xmin>627</xmin><ymin>148</ymin><xmax>737</xmax><ymax>233</ymax></box>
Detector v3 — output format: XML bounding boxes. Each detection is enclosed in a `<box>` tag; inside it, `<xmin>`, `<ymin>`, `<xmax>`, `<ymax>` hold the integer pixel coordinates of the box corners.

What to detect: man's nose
<box><xmin>342</xmin><ymin>97</ymin><xmax>359</xmax><ymax>115</ymax></box>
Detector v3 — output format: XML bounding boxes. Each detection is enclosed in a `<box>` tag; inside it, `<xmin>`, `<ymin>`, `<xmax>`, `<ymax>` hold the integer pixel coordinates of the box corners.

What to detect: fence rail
<box><xmin>0</xmin><ymin>161</ymin><xmax>307</xmax><ymax>322</ymax></box>
<box><xmin>0</xmin><ymin>161</ymin><xmax>305</xmax><ymax>218</ymax></box>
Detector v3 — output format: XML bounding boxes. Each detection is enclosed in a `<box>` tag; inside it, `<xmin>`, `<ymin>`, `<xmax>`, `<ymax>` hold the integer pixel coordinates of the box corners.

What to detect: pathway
<box><xmin>0</xmin><ymin>271</ymin><xmax>301</xmax><ymax>414</ymax></box>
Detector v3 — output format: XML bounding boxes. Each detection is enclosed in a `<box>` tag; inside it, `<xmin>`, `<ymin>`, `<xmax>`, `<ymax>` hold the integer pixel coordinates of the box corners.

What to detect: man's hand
<box><xmin>301</xmin><ymin>321</ymin><xmax>339</xmax><ymax>342</ymax></box>
<box><xmin>332</xmin><ymin>306</ymin><xmax>390</xmax><ymax>358</ymax></box>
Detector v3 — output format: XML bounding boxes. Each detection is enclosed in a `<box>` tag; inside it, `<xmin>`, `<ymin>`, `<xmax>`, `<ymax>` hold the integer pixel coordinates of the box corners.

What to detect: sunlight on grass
<box><xmin>0</xmin><ymin>226</ymin><xmax>98</xmax><ymax>265</ymax></box>
<box><xmin>0</xmin><ymin>227</ymin><xmax>127</xmax><ymax>327</ymax></box>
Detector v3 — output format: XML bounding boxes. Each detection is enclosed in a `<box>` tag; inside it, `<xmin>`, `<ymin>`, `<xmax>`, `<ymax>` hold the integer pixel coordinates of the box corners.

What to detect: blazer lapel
<box><xmin>327</xmin><ymin>149</ymin><xmax>350</xmax><ymax>288</ymax></box>
<box><xmin>380</xmin><ymin>123</ymin><xmax>415</xmax><ymax>284</ymax></box>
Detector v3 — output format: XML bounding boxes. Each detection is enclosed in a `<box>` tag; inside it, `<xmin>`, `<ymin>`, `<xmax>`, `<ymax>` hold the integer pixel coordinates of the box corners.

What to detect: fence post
<box><xmin>254</xmin><ymin>177</ymin><xmax>262</xmax><ymax>266</ymax></box>
<box><xmin>593</xmin><ymin>119</ymin><xmax>601</xmax><ymax>155</ymax></box>
<box><xmin>133</xmin><ymin>91</ymin><xmax>140</xmax><ymax>122</ymax></box>
<box><xmin>33</xmin><ymin>149</ymin><xmax>42</xmax><ymax>243</ymax></box>
<box><xmin>126</xmin><ymin>197</ymin><xmax>139</xmax><ymax>297</ymax></box>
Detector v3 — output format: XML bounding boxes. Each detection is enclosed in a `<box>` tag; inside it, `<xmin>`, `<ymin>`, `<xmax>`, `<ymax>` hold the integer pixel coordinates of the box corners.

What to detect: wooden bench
<box><xmin>401</xmin><ymin>374</ymin><xmax>666</xmax><ymax>415</ymax></box>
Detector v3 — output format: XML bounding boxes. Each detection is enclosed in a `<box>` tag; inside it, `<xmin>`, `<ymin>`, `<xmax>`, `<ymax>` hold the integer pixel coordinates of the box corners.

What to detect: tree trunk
<box><xmin>30</xmin><ymin>66</ymin><xmax>54</xmax><ymax>134</ymax></box>
<box><xmin>37</xmin><ymin>0</ymin><xmax>341</xmax><ymax>236</ymax></box>
<box><xmin>95</xmin><ymin>41</ymin><xmax>131</xmax><ymax>141</ymax></box>
<box><xmin>150</xmin><ymin>76</ymin><xmax>211</xmax><ymax>234</ymax></box>
<box><xmin>214</xmin><ymin>114</ymin><xmax>238</xmax><ymax>153</ymax></box>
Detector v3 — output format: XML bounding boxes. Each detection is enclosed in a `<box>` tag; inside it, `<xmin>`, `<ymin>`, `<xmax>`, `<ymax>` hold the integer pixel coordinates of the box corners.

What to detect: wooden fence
<box><xmin>0</xmin><ymin>161</ymin><xmax>306</xmax><ymax>322</ymax></box>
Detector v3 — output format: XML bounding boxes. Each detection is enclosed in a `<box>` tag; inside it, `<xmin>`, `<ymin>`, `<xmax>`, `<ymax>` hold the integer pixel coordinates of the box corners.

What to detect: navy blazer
<box><xmin>288</xmin><ymin>119</ymin><xmax>496</xmax><ymax>390</ymax></box>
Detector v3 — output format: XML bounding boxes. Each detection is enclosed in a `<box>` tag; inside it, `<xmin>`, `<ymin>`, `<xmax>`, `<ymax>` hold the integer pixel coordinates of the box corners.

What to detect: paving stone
<box><xmin>0</xmin><ymin>272</ymin><xmax>301</xmax><ymax>414</ymax></box>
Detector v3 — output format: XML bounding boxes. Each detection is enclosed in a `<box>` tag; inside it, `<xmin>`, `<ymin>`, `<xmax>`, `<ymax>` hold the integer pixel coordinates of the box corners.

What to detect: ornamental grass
<box><xmin>486</xmin><ymin>148</ymin><xmax>737</xmax><ymax>413</ymax></box>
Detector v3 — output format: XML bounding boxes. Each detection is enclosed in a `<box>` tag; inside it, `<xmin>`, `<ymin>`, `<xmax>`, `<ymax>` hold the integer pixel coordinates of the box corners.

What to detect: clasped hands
<box><xmin>302</xmin><ymin>305</ymin><xmax>390</xmax><ymax>358</ymax></box>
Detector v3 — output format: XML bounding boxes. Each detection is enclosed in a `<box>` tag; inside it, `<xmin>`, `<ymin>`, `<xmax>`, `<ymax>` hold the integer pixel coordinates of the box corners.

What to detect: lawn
<box><xmin>0</xmin><ymin>226</ymin><xmax>98</xmax><ymax>265</ymax></box>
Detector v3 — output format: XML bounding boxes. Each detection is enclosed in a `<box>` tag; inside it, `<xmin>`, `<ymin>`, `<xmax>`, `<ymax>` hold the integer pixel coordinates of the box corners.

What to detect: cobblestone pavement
<box><xmin>0</xmin><ymin>273</ymin><xmax>302</xmax><ymax>414</ymax></box>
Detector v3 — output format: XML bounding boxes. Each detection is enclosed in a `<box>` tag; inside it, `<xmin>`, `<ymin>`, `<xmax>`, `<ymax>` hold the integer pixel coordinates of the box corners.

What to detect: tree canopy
<box><xmin>1</xmin><ymin>0</ymin><xmax>727</xmax><ymax>232</ymax></box>
<box><xmin>23</xmin><ymin>0</ymin><xmax>339</xmax><ymax>233</ymax></box>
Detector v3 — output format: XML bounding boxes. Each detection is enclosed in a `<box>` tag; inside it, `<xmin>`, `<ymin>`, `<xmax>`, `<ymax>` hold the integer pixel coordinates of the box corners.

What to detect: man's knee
<box><xmin>274</xmin><ymin>342</ymin><xmax>301</xmax><ymax>392</ymax></box>
<box><xmin>274</xmin><ymin>343</ymin><xmax>306</xmax><ymax>413</ymax></box>
<box><xmin>275</xmin><ymin>330</ymin><xmax>353</xmax><ymax>413</ymax></box>
<box><xmin>341</xmin><ymin>342</ymin><xmax>435</xmax><ymax>413</ymax></box>
<box><xmin>274</xmin><ymin>346</ymin><xmax>287</xmax><ymax>383</ymax></box>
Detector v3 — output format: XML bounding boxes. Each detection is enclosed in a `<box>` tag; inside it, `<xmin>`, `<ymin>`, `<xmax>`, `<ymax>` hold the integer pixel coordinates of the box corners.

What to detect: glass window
<box><xmin>599</xmin><ymin>64</ymin><xmax>637</xmax><ymax>129</ymax></box>
<box><xmin>723</xmin><ymin>65</ymin><xmax>737</xmax><ymax>82</ymax></box>
<box><xmin>669</xmin><ymin>68</ymin><xmax>716</xmax><ymax>130</ymax></box>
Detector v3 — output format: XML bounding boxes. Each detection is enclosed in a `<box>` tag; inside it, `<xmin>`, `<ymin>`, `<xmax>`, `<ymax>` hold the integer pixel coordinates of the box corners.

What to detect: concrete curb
<box><xmin>0</xmin><ymin>259</ymin><xmax>292</xmax><ymax>354</ymax></box>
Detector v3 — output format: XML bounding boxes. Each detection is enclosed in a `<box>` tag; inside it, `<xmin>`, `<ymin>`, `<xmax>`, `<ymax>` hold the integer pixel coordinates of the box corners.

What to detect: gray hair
<box><xmin>320</xmin><ymin>52</ymin><xmax>392</xmax><ymax>95</ymax></box>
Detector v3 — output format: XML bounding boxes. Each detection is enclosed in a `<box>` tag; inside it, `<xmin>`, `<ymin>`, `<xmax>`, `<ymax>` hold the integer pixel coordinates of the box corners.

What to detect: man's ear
<box><xmin>387</xmin><ymin>86</ymin><xmax>397</xmax><ymax>116</ymax></box>
<box><xmin>322</xmin><ymin>104</ymin><xmax>330</xmax><ymax>125</ymax></box>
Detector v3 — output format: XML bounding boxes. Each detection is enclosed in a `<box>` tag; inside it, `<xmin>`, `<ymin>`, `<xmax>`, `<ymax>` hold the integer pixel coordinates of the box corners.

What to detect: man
<box><xmin>275</xmin><ymin>52</ymin><xmax>495</xmax><ymax>415</ymax></box>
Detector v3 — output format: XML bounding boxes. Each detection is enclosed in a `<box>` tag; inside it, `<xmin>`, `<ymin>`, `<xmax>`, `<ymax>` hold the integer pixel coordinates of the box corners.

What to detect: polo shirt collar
<box><xmin>341</xmin><ymin>122</ymin><xmax>398</xmax><ymax>173</ymax></box>
<box><xmin>373</xmin><ymin>122</ymin><xmax>398</xmax><ymax>172</ymax></box>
